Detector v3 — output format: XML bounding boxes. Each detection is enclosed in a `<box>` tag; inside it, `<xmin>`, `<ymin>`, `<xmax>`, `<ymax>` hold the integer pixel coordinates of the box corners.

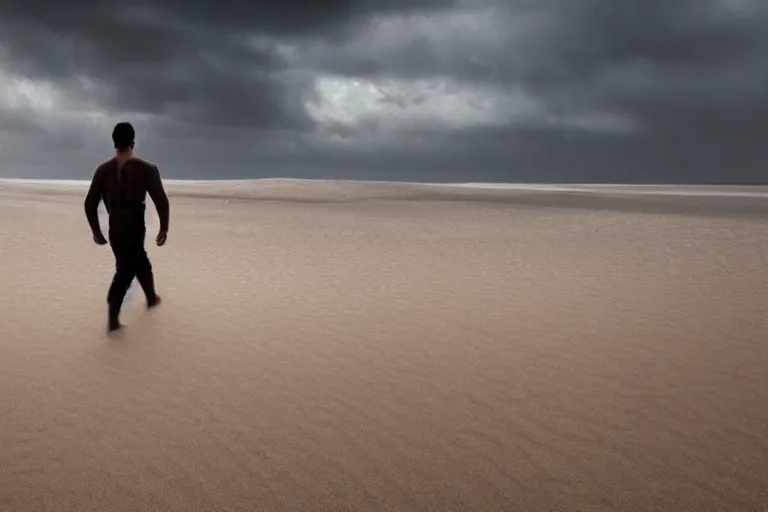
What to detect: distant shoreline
<box><xmin>1</xmin><ymin>178</ymin><xmax>766</xmax><ymax>201</ymax></box>
<box><xmin>0</xmin><ymin>177</ymin><xmax>766</xmax><ymax>187</ymax></box>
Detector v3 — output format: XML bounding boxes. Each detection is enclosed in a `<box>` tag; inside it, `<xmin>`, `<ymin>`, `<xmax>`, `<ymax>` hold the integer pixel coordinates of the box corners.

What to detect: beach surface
<box><xmin>1</xmin><ymin>179</ymin><xmax>767</xmax><ymax>511</ymax></box>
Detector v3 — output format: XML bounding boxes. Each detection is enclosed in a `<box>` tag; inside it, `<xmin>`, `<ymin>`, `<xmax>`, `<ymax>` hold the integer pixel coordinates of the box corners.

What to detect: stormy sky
<box><xmin>0</xmin><ymin>0</ymin><xmax>766</xmax><ymax>183</ymax></box>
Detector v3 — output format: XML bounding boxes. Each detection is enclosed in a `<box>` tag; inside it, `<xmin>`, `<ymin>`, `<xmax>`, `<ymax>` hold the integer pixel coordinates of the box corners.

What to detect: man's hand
<box><xmin>156</xmin><ymin>230</ymin><xmax>167</xmax><ymax>246</ymax></box>
<box><xmin>93</xmin><ymin>232</ymin><xmax>108</xmax><ymax>245</ymax></box>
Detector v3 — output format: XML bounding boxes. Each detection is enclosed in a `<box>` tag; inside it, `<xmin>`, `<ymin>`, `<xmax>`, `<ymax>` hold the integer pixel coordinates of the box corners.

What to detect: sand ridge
<box><xmin>1</xmin><ymin>180</ymin><xmax>767</xmax><ymax>511</ymax></box>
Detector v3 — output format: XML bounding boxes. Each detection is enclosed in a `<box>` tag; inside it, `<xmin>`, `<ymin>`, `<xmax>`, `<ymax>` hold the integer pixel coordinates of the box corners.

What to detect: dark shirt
<box><xmin>84</xmin><ymin>157</ymin><xmax>170</xmax><ymax>236</ymax></box>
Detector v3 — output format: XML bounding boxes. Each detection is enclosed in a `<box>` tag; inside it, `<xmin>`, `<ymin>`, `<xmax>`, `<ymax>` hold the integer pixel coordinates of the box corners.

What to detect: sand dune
<box><xmin>1</xmin><ymin>179</ymin><xmax>766</xmax><ymax>511</ymax></box>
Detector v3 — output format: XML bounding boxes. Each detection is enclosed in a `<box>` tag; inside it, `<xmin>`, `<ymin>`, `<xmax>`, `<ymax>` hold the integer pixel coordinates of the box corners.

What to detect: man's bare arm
<box><xmin>84</xmin><ymin>167</ymin><xmax>104</xmax><ymax>237</ymax></box>
<box><xmin>147</xmin><ymin>165</ymin><xmax>170</xmax><ymax>235</ymax></box>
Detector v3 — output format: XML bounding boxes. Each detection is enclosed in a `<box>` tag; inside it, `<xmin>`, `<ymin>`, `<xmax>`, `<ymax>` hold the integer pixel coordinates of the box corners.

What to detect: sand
<box><xmin>1</xmin><ymin>179</ymin><xmax>766</xmax><ymax>511</ymax></box>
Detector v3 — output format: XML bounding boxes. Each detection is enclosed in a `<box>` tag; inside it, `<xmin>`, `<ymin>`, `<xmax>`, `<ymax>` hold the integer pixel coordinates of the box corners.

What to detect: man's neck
<box><xmin>115</xmin><ymin>150</ymin><xmax>133</xmax><ymax>163</ymax></box>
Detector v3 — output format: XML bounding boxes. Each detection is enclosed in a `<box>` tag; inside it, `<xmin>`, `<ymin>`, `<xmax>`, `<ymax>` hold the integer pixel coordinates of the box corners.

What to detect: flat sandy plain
<box><xmin>1</xmin><ymin>179</ymin><xmax>766</xmax><ymax>511</ymax></box>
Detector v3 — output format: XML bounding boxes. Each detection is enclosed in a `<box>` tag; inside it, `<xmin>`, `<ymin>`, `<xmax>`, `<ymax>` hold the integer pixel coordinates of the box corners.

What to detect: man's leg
<box><xmin>135</xmin><ymin>248</ymin><xmax>161</xmax><ymax>307</ymax></box>
<box><xmin>106</xmin><ymin>238</ymin><xmax>141</xmax><ymax>331</ymax></box>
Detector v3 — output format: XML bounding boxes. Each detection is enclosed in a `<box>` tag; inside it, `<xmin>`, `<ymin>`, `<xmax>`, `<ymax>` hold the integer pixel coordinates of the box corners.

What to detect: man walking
<box><xmin>84</xmin><ymin>122</ymin><xmax>170</xmax><ymax>332</ymax></box>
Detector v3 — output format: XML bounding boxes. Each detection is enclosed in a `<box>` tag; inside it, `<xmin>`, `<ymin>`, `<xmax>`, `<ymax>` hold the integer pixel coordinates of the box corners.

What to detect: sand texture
<box><xmin>1</xmin><ymin>180</ymin><xmax>767</xmax><ymax>511</ymax></box>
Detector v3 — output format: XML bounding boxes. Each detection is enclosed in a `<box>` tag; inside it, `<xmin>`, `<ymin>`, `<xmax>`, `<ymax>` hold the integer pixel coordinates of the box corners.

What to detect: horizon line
<box><xmin>1</xmin><ymin>177</ymin><xmax>766</xmax><ymax>198</ymax></box>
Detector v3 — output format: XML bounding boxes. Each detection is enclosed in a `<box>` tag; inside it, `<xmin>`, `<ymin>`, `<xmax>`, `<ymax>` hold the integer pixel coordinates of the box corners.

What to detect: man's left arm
<box><xmin>146</xmin><ymin>164</ymin><xmax>170</xmax><ymax>246</ymax></box>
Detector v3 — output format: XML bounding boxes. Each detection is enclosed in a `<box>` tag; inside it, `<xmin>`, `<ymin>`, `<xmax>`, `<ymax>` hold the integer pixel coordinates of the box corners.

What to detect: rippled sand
<box><xmin>1</xmin><ymin>180</ymin><xmax>767</xmax><ymax>511</ymax></box>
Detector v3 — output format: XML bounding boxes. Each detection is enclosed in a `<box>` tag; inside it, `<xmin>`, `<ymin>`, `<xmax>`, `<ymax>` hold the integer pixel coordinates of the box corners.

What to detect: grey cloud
<box><xmin>298</xmin><ymin>1</ymin><xmax>768</xmax><ymax>118</ymax></box>
<box><xmin>0</xmin><ymin>0</ymin><xmax>455</xmax><ymax>129</ymax></box>
<box><xmin>0</xmin><ymin>16</ymin><xmax>308</xmax><ymax>129</ymax></box>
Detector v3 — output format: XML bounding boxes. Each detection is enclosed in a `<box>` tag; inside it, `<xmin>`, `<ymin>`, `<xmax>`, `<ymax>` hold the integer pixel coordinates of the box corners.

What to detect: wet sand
<box><xmin>1</xmin><ymin>180</ymin><xmax>766</xmax><ymax>511</ymax></box>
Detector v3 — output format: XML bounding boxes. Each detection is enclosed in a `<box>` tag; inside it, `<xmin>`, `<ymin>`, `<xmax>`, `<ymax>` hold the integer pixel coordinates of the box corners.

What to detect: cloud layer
<box><xmin>1</xmin><ymin>0</ymin><xmax>766</xmax><ymax>182</ymax></box>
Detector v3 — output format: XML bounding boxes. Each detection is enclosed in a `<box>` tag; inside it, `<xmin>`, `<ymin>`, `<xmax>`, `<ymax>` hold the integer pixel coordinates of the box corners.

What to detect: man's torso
<box><xmin>96</xmin><ymin>157</ymin><xmax>157</xmax><ymax>231</ymax></box>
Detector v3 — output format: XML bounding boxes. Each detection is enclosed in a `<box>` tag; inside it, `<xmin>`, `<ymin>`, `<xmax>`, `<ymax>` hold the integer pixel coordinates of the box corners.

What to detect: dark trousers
<box><xmin>107</xmin><ymin>226</ymin><xmax>156</xmax><ymax>316</ymax></box>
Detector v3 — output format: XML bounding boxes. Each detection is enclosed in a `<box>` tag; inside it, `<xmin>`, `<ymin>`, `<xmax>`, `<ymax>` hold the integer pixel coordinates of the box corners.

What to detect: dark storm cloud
<box><xmin>0</xmin><ymin>0</ymin><xmax>455</xmax><ymax>126</ymax></box>
<box><xmin>0</xmin><ymin>10</ymin><xmax>304</xmax><ymax>129</ymax></box>
<box><xmin>0</xmin><ymin>1</ymin><xmax>456</xmax><ymax>38</ymax></box>
<box><xmin>302</xmin><ymin>0</ymin><xmax>768</xmax><ymax>123</ymax></box>
<box><xmin>0</xmin><ymin>0</ymin><xmax>767</xmax><ymax>182</ymax></box>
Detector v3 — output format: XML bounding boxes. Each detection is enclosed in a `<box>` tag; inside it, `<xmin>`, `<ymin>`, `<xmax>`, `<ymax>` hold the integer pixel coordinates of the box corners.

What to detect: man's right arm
<box><xmin>147</xmin><ymin>164</ymin><xmax>170</xmax><ymax>234</ymax></box>
<box><xmin>84</xmin><ymin>167</ymin><xmax>104</xmax><ymax>236</ymax></box>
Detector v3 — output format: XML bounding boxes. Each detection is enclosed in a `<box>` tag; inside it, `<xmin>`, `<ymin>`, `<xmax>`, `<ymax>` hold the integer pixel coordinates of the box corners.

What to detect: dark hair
<box><xmin>112</xmin><ymin>122</ymin><xmax>135</xmax><ymax>150</ymax></box>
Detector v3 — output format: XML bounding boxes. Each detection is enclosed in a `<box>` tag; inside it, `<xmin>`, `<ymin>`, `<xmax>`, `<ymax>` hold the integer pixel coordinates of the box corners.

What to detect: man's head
<box><xmin>112</xmin><ymin>122</ymin><xmax>135</xmax><ymax>152</ymax></box>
